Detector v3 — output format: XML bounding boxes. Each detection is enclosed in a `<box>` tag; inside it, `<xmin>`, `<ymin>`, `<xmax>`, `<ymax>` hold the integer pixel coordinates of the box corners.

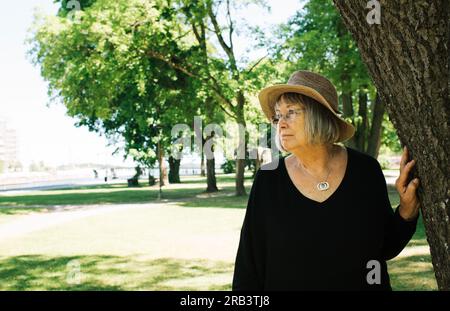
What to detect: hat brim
<box><xmin>258</xmin><ymin>84</ymin><xmax>355</xmax><ymax>143</ymax></box>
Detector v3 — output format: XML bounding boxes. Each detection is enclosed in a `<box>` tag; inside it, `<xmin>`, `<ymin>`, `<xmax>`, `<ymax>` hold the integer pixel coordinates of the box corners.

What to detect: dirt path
<box><xmin>0</xmin><ymin>203</ymin><xmax>161</xmax><ymax>240</ymax></box>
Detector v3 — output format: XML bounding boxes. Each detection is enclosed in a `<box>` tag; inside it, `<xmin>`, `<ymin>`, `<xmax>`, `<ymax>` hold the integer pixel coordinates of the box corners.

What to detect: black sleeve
<box><xmin>232</xmin><ymin>170</ymin><xmax>265</xmax><ymax>291</ymax></box>
<box><xmin>372</xmin><ymin>159</ymin><xmax>418</xmax><ymax>260</ymax></box>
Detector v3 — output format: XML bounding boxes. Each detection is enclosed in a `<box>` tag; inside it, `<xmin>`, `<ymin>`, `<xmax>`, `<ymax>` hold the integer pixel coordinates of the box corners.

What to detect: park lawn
<box><xmin>0</xmin><ymin>255</ymin><xmax>234</xmax><ymax>291</ymax></box>
<box><xmin>0</xmin><ymin>173</ymin><xmax>436</xmax><ymax>290</ymax></box>
<box><xmin>0</xmin><ymin>174</ymin><xmax>252</xmax><ymax>209</ymax></box>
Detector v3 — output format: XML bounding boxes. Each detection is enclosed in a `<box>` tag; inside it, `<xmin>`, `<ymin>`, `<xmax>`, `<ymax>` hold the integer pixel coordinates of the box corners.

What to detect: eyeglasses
<box><xmin>271</xmin><ymin>108</ymin><xmax>305</xmax><ymax>125</ymax></box>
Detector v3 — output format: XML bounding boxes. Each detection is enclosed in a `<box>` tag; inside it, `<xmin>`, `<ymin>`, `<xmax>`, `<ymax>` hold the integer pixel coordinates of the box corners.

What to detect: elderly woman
<box><xmin>232</xmin><ymin>70</ymin><xmax>421</xmax><ymax>291</ymax></box>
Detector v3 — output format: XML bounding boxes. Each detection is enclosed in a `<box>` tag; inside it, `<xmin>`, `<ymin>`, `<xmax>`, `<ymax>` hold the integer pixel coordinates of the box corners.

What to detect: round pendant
<box><xmin>317</xmin><ymin>181</ymin><xmax>330</xmax><ymax>191</ymax></box>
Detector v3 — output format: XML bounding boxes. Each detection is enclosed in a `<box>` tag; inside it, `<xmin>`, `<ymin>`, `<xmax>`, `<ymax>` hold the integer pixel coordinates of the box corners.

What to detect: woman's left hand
<box><xmin>395</xmin><ymin>146</ymin><xmax>421</xmax><ymax>221</ymax></box>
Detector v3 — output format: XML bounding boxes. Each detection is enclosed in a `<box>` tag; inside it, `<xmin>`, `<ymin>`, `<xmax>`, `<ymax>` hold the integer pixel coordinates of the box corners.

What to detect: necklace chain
<box><xmin>294</xmin><ymin>146</ymin><xmax>336</xmax><ymax>191</ymax></box>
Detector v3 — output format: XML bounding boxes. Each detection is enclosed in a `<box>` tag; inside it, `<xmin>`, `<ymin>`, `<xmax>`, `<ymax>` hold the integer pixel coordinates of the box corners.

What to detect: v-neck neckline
<box><xmin>282</xmin><ymin>146</ymin><xmax>351</xmax><ymax>206</ymax></box>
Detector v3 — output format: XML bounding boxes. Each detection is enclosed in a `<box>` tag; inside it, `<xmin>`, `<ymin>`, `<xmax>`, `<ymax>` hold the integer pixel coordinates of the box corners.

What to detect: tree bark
<box><xmin>254</xmin><ymin>148</ymin><xmax>262</xmax><ymax>178</ymax></box>
<box><xmin>356</xmin><ymin>86</ymin><xmax>369</xmax><ymax>151</ymax></box>
<box><xmin>206</xmin><ymin>158</ymin><xmax>218</xmax><ymax>192</ymax></box>
<box><xmin>235</xmin><ymin>92</ymin><xmax>247</xmax><ymax>196</ymax></box>
<box><xmin>157</xmin><ymin>143</ymin><xmax>168</xmax><ymax>187</ymax></box>
<box><xmin>200</xmin><ymin>151</ymin><xmax>206</xmax><ymax>177</ymax></box>
<box><xmin>168</xmin><ymin>155</ymin><xmax>181</xmax><ymax>183</ymax></box>
<box><xmin>333</xmin><ymin>0</ymin><xmax>450</xmax><ymax>290</ymax></box>
<box><xmin>204</xmin><ymin>134</ymin><xmax>218</xmax><ymax>192</ymax></box>
<box><xmin>367</xmin><ymin>93</ymin><xmax>385</xmax><ymax>158</ymax></box>
<box><xmin>340</xmin><ymin>75</ymin><xmax>357</xmax><ymax>149</ymax></box>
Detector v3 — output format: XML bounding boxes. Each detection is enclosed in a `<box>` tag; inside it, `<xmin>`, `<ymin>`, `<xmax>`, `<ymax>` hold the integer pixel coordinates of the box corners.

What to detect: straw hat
<box><xmin>258</xmin><ymin>70</ymin><xmax>355</xmax><ymax>142</ymax></box>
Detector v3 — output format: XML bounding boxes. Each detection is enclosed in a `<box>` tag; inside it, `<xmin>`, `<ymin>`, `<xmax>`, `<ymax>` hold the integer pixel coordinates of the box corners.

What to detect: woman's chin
<box><xmin>281</xmin><ymin>143</ymin><xmax>293</xmax><ymax>151</ymax></box>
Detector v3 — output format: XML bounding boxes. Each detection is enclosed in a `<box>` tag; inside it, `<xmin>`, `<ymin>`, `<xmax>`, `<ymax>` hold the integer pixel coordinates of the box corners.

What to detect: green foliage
<box><xmin>381</xmin><ymin>113</ymin><xmax>402</xmax><ymax>153</ymax></box>
<box><xmin>221</xmin><ymin>159</ymin><xmax>235</xmax><ymax>174</ymax></box>
<box><xmin>29</xmin><ymin>0</ymin><xmax>204</xmax><ymax>167</ymax></box>
<box><xmin>272</xmin><ymin>0</ymin><xmax>401</xmax><ymax>153</ymax></box>
<box><xmin>30</xmin><ymin>0</ymin><xmax>280</xmax><ymax>189</ymax></box>
<box><xmin>275</xmin><ymin>0</ymin><xmax>373</xmax><ymax>100</ymax></box>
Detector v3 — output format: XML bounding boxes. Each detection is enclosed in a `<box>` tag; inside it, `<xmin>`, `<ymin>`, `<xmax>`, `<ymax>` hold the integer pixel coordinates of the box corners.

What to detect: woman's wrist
<box><xmin>398</xmin><ymin>204</ymin><xmax>419</xmax><ymax>222</ymax></box>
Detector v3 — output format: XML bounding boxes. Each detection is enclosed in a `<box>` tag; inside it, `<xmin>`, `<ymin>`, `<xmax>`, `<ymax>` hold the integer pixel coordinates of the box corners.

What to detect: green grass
<box><xmin>388</xmin><ymin>255</ymin><xmax>437</xmax><ymax>290</ymax></box>
<box><xmin>0</xmin><ymin>172</ymin><xmax>436</xmax><ymax>290</ymax></box>
<box><xmin>0</xmin><ymin>255</ymin><xmax>233</xmax><ymax>290</ymax></box>
<box><xmin>0</xmin><ymin>174</ymin><xmax>251</xmax><ymax>209</ymax></box>
<box><xmin>0</xmin><ymin>207</ymin><xmax>48</xmax><ymax>215</ymax></box>
<box><xmin>0</xmin><ymin>186</ymin><xmax>200</xmax><ymax>208</ymax></box>
<box><xmin>387</xmin><ymin>184</ymin><xmax>427</xmax><ymax>247</ymax></box>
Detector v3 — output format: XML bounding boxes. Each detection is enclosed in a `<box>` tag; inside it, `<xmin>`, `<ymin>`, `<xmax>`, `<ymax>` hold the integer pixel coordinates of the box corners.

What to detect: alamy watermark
<box><xmin>366</xmin><ymin>259</ymin><xmax>381</xmax><ymax>285</ymax></box>
<box><xmin>66</xmin><ymin>259</ymin><xmax>83</xmax><ymax>285</ymax></box>
<box><xmin>170</xmin><ymin>117</ymin><xmax>280</xmax><ymax>170</ymax></box>
<box><xmin>66</xmin><ymin>0</ymin><xmax>81</xmax><ymax>22</ymax></box>
<box><xmin>366</xmin><ymin>0</ymin><xmax>381</xmax><ymax>25</ymax></box>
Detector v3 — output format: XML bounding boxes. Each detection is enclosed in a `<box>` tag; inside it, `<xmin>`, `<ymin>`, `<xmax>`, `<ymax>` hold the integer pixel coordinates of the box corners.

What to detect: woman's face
<box><xmin>275</xmin><ymin>100</ymin><xmax>308</xmax><ymax>152</ymax></box>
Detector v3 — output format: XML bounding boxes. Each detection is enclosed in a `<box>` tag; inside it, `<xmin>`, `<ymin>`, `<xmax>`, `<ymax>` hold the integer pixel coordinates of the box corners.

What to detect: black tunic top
<box><xmin>232</xmin><ymin>146</ymin><xmax>418</xmax><ymax>291</ymax></box>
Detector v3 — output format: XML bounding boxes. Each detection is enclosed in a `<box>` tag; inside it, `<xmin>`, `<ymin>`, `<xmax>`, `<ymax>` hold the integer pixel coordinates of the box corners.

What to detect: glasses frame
<box><xmin>271</xmin><ymin>108</ymin><xmax>305</xmax><ymax>125</ymax></box>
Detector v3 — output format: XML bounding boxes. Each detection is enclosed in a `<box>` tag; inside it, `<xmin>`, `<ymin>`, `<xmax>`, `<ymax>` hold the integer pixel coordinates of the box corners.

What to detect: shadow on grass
<box><xmin>0</xmin><ymin>253</ymin><xmax>435</xmax><ymax>291</ymax></box>
<box><xmin>177</xmin><ymin>191</ymin><xmax>249</xmax><ymax>209</ymax></box>
<box><xmin>0</xmin><ymin>255</ymin><xmax>234</xmax><ymax>291</ymax></box>
<box><xmin>388</xmin><ymin>254</ymin><xmax>437</xmax><ymax>290</ymax></box>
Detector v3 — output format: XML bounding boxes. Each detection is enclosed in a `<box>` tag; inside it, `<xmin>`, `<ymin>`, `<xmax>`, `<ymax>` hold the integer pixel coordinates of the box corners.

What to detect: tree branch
<box><xmin>226</xmin><ymin>0</ymin><xmax>234</xmax><ymax>52</ymax></box>
<box><xmin>206</xmin><ymin>2</ymin><xmax>235</xmax><ymax>67</ymax></box>
<box><xmin>247</xmin><ymin>54</ymin><xmax>268</xmax><ymax>74</ymax></box>
<box><xmin>146</xmin><ymin>50</ymin><xmax>196</xmax><ymax>78</ymax></box>
<box><xmin>190</xmin><ymin>17</ymin><xmax>239</xmax><ymax>117</ymax></box>
<box><xmin>216</xmin><ymin>98</ymin><xmax>238</xmax><ymax>119</ymax></box>
<box><xmin>192</xmin><ymin>23</ymin><xmax>202</xmax><ymax>44</ymax></box>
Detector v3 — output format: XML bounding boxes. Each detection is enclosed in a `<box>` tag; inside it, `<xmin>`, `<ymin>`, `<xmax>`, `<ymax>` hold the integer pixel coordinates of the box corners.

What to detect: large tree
<box><xmin>30</xmin><ymin>0</ymin><xmax>205</xmax><ymax>186</ymax></box>
<box><xmin>333</xmin><ymin>0</ymin><xmax>449</xmax><ymax>289</ymax></box>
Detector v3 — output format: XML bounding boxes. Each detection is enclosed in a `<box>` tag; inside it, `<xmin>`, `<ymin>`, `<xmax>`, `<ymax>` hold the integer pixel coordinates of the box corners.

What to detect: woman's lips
<box><xmin>281</xmin><ymin>135</ymin><xmax>293</xmax><ymax>139</ymax></box>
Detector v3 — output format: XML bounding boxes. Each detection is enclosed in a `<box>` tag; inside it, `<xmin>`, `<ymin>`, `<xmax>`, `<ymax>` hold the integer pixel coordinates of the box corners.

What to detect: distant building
<box><xmin>0</xmin><ymin>118</ymin><xmax>19</xmax><ymax>173</ymax></box>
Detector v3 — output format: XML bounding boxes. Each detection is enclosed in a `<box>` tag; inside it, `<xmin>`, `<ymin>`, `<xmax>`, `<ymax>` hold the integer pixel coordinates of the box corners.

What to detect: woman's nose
<box><xmin>278</xmin><ymin>117</ymin><xmax>289</xmax><ymax>127</ymax></box>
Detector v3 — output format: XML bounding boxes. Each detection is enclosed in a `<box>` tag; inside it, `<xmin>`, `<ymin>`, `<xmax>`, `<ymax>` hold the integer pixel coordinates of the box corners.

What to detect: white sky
<box><xmin>0</xmin><ymin>0</ymin><xmax>304</xmax><ymax>168</ymax></box>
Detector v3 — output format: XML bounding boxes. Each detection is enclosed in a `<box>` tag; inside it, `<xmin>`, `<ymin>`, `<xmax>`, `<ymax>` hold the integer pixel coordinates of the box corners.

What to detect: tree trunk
<box><xmin>254</xmin><ymin>148</ymin><xmax>262</xmax><ymax>178</ymax></box>
<box><xmin>333</xmin><ymin>0</ymin><xmax>450</xmax><ymax>290</ymax></box>
<box><xmin>157</xmin><ymin>144</ymin><xmax>168</xmax><ymax>187</ymax></box>
<box><xmin>340</xmin><ymin>76</ymin><xmax>356</xmax><ymax>149</ymax></box>
<box><xmin>204</xmin><ymin>134</ymin><xmax>218</xmax><ymax>192</ymax></box>
<box><xmin>168</xmin><ymin>155</ymin><xmax>181</xmax><ymax>183</ymax></box>
<box><xmin>206</xmin><ymin>158</ymin><xmax>218</xmax><ymax>192</ymax></box>
<box><xmin>367</xmin><ymin>93</ymin><xmax>385</xmax><ymax>158</ymax></box>
<box><xmin>235</xmin><ymin>92</ymin><xmax>247</xmax><ymax>196</ymax></box>
<box><xmin>356</xmin><ymin>86</ymin><xmax>369</xmax><ymax>151</ymax></box>
<box><xmin>200</xmin><ymin>151</ymin><xmax>206</xmax><ymax>177</ymax></box>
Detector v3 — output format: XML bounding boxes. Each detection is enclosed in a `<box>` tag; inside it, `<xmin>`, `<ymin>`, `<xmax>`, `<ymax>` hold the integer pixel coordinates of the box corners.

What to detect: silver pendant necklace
<box><xmin>295</xmin><ymin>147</ymin><xmax>335</xmax><ymax>192</ymax></box>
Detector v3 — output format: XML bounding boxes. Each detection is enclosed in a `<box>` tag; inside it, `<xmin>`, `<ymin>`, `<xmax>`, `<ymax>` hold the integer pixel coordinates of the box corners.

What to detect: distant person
<box><xmin>93</xmin><ymin>169</ymin><xmax>98</xmax><ymax>178</ymax></box>
<box><xmin>104</xmin><ymin>169</ymin><xmax>108</xmax><ymax>182</ymax></box>
<box><xmin>232</xmin><ymin>70</ymin><xmax>420</xmax><ymax>291</ymax></box>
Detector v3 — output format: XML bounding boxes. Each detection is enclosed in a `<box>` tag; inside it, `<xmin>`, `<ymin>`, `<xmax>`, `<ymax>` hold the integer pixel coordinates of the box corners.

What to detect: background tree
<box><xmin>333</xmin><ymin>0</ymin><xmax>449</xmax><ymax>290</ymax></box>
<box><xmin>30</xmin><ymin>0</ymin><xmax>204</xmax><ymax>186</ymax></box>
